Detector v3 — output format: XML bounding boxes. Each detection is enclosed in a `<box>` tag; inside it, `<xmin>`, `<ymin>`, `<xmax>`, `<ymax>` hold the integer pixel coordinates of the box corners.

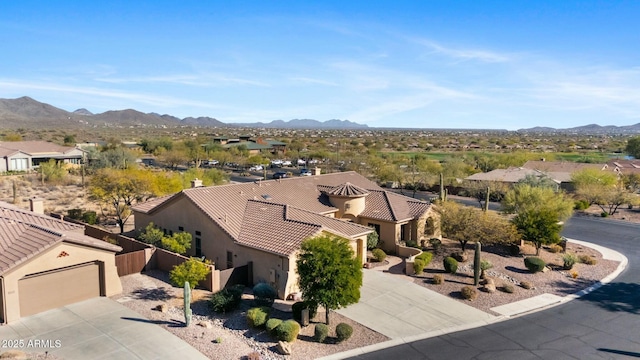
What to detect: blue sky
<box><xmin>1</xmin><ymin>1</ymin><xmax>639</xmax><ymax>130</ymax></box>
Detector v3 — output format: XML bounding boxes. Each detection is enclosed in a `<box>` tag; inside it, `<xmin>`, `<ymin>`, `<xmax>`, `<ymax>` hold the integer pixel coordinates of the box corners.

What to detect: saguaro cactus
<box><xmin>483</xmin><ymin>187</ymin><xmax>490</xmax><ymax>212</ymax></box>
<box><xmin>473</xmin><ymin>241</ymin><xmax>482</xmax><ymax>286</ymax></box>
<box><xmin>439</xmin><ymin>173</ymin><xmax>445</xmax><ymax>202</ymax></box>
<box><xmin>184</xmin><ymin>281</ymin><xmax>192</xmax><ymax>326</ymax></box>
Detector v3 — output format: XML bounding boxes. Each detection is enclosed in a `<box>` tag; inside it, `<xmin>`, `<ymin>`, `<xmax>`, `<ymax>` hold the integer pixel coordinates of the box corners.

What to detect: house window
<box><xmin>226</xmin><ymin>251</ymin><xmax>233</xmax><ymax>269</ymax></box>
<box><xmin>178</xmin><ymin>226</ymin><xmax>184</xmax><ymax>231</ymax></box>
<box><xmin>10</xmin><ymin>158</ymin><xmax>28</xmax><ymax>171</ymax></box>
<box><xmin>368</xmin><ymin>223</ymin><xmax>380</xmax><ymax>237</ymax></box>
<box><xmin>195</xmin><ymin>237</ymin><xmax>202</xmax><ymax>257</ymax></box>
<box><xmin>196</xmin><ymin>231</ymin><xmax>201</xmax><ymax>236</ymax></box>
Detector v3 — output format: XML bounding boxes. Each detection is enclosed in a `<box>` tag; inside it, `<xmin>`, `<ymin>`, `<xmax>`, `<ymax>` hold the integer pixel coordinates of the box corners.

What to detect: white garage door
<box><xmin>18</xmin><ymin>262</ymin><xmax>101</xmax><ymax>317</ymax></box>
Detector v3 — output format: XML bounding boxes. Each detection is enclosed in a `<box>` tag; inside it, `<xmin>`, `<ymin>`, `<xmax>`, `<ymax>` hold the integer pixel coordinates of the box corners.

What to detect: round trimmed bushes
<box><xmin>252</xmin><ymin>282</ymin><xmax>277</xmax><ymax>307</ymax></box>
<box><xmin>336</xmin><ymin>323</ymin><xmax>353</xmax><ymax>342</ymax></box>
<box><xmin>275</xmin><ymin>319</ymin><xmax>301</xmax><ymax>342</ymax></box>
<box><xmin>524</xmin><ymin>257</ymin><xmax>546</xmax><ymax>273</ymax></box>
<box><xmin>372</xmin><ymin>248</ymin><xmax>387</xmax><ymax>262</ymax></box>
<box><xmin>314</xmin><ymin>323</ymin><xmax>329</xmax><ymax>343</ymax></box>
<box><xmin>265</xmin><ymin>318</ymin><xmax>282</xmax><ymax>334</ymax></box>
<box><xmin>443</xmin><ymin>256</ymin><xmax>458</xmax><ymax>274</ymax></box>
<box><xmin>413</xmin><ymin>258</ymin><xmax>426</xmax><ymax>275</ymax></box>
<box><xmin>246</xmin><ymin>306</ymin><xmax>270</xmax><ymax>328</ymax></box>
<box><xmin>461</xmin><ymin>286</ymin><xmax>478</xmax><ymax>300</ymax></box>
<box><xmin>416</xmin><ymin>251</ymin><xmax>433</xmax><ymax>266</ymax></box>
<box><xmin>432</xmin><ymin>274</ymin><xmax>444</xmax><ymax>284</ymax></box>
<box><xmin>292</xmin><ymin>301</ymin><xmax>318</xmax><ymax>323</ymax></box>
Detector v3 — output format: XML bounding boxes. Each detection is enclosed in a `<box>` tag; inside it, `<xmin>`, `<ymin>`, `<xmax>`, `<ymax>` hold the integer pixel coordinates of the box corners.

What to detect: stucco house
<box><xmin>0</xmin><ymin>199</ymin><xmax>122</xmax><ymax>324</ymax></box>
<box><xmin>0</xmin><ymin>141</ymin><xmax>86</xmax><ymax>173</ymax></box>
<box><xmin>132</xmin><ymin>171</ymin><xmax>439</xmax><ymax>299</ymax></box>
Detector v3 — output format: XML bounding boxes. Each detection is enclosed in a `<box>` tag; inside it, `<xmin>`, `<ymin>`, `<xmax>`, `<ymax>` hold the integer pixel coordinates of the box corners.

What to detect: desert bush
<box><xmin>170</xmin><ymin>257</ymin><xmax>212</xmax><ymax>289</ymax></box>
<box><xmin>509</xmin><ymin>244</ymin><xmax>521</xmax><ymax>256</ymax></box>
<box><xmin>601</xmin><ymin>211</ymin><xmax>609</xmax><ymax>217</ymax></box>
<box><xmin>450</xmin><ymin>252</ymin><xmax>468</xmax><ymax>262</ymax></box>
<box><xmin>292</xmin><ymin>301</ymin><xmax>318</xmax><ymax>323</ymax></box>
<box><xmin>520</xmin><ymin>281</ymin><xmax>534</xmax><ymax>290</ymax></box>
<box><xmin>501</xmin><ymin>284</ymin><xmax>515</xmax><ymax>293</ymax></box>
<box><xmin>413</xmin><ymin>258</ymin><xmax>426</xmax><ymax>275</ymax></box>
<box><xmin>67</xmin><ymin>208</ymin><xmax>83</xmax><ymax>219</ymax></box>
<box><xmin>562</xmin><ymin>253</ymin><xmax>578</xmax><ymax>270</ymax></box>
<box><xmin>210</xmin><ymin>284</ymin><xmax>245</xmax><ymax>313</ymax></box>
<box><xmin>252</xmin><ymin>283</ymin><xmax>277</xmax><ymax>307</ymax></box>
<box><xmin>314</xmin><ymin>323</ymin><xmax>329</xmax><ymax>343</ymax></box>
<box><xmin>265</xmin><ymin>318</ymin><xmax>282</xmax><ymax>334</ymax></box>
<box><xmin>366</xmin><ymin>231</ymin><xmax>379</xmax><ymax>250</ymax></box>
<box><xmin>246</xmin><ymin>306</ymin><xmax>271</xmax><ymax>328</ymax></box>
<box><xmin>579</xmin><ymin>255</ymin><xmax>597</xmax><ymax>265</ymax></box>
<box><xmin>524</xmin><ymin>257</ymin><xmax>546</xmax><ymax>273</ymax></box>
<box><xmin>372</xmin><ymin>248</ymin><xmax>387</xmax><ymax>262</ymax></box>
<box><xmin>82</xmin><ymin>210</ymin><xmax>97</xmax><ymax>225</ymax></box>
<box><xmin>461</xmin><ymin>286</ymin><xmax>478</xmax><ymax>300</ymax></box>
<box><xmin>275</xmin><ymin>320</ymin><xmax>300</xmax><ymax>342</ymax></box>
<box><xmin>443</xmin><ymin>257</ymin><xmax>458</xmax><ymax>274</ymax></box>
<box><xmin>548</xmin><ymin>244</ymin><xmax>563</xmax><ymax>253</ymax></box>
<box><xmin>246</xmin><ymin>351</ymin><xmax>261</xmax><ymax>360</ymax></box>
<box><xmin>432</xmin><ymin>274</ymin><xmax>444</xmax><ymax>284</ymax></box>
<box><xmin>429</xmin><ymin>238</ymin><xmax>442</xmax><ymax>251</ymax></box>
<box><xmin>336</xmin><ymin>323</ymin><xmax>353</xmax><ymax>342</ymax></box>
<box><xmin>574</xmin><ymin>199</ymin><xmax>589</xmax><ymax>210</ymax></box>
<box><xmin>416</xmin><ymin>251</ymin><xmax>433</xmax><ymax>266</ymax></box>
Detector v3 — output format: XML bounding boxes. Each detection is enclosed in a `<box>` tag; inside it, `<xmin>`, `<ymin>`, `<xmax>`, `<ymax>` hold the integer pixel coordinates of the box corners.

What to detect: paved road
<box><xmin>347</xmin><ymin>215</ymin><xmax>640</xmax><ymax>360</ymax></box>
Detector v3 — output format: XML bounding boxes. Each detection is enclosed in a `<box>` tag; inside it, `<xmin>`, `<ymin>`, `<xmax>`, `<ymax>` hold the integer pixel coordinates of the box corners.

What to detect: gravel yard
<box><xmin>404</xmin><ymin>240</ymin><xmax>621</xmax><ymax>314</ymax></box>
<box><xmin>111</xmin><ymin>271</ymin><xmax>388</xmax><ymax>360</ymax></box>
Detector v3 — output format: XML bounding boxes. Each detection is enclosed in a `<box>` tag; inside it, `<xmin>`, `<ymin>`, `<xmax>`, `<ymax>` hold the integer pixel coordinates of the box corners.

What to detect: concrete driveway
<box><xmin>0</xmin><ymin>297</ymin><xmax>207</xmax><ymax>360</ymax></box>
<box><xmin>336</xmin><ymin>270</ymin><xmax>496</xmax><ymax>340</ymax></box>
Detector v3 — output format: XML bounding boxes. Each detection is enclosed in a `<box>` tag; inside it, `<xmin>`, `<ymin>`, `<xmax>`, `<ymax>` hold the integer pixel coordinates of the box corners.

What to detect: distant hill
<box><xmin>518</xmin><ymin>123</ymin><xmax>640</xmax><ymax>134</ymax></box>
<box><xmin>231</xmin><ymin>118</ymin><xmax>368</xmax><ymax>129</ymax></box>
<box><xmin>73</xmin><ymin>108</ymin><xmax>93</xmax><ymax>116</ymax></box>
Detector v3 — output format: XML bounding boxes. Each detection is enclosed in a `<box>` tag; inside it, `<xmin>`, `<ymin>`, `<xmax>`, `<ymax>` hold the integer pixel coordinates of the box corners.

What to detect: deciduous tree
<box><xmin>296</xmin><ymin>234</ymin><xmax>362</xmax><ymax>325</ymax></box>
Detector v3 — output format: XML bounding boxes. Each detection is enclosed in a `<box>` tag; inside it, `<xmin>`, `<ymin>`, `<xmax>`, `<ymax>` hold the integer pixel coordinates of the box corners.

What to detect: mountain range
<box><xmin>0</xmin><ymin>96</ymin><xmax>366</xmax><ymax>129</ymax></box>
<box><xmin>2</xmin><ymin>96</ymin><xmax>640</xmax><ymax>133</ymax></box>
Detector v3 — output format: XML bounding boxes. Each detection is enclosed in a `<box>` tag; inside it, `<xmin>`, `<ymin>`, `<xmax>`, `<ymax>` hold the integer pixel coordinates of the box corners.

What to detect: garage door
<box><xmin>19</xmin><ymin>262</ymin><xmax>101</xmax><ymax>317</ymax></box>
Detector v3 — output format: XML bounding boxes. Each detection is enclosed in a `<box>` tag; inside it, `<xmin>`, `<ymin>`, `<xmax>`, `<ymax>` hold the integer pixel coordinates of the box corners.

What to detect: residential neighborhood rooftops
<box><xmin>0</xmin><ymin>141</ymin><xmax>81</xmax><ymax>156</ymax></box>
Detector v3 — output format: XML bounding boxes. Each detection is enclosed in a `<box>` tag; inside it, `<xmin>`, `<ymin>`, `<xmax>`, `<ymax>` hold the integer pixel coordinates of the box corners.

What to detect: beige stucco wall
<box><xmin>414</xmin><ymin>207</ymin><xmax>441</xmax><ymax>244</ymax></box>
<box><xmin>357</xmin><ymin>218</ymin><xmax>399</xmax><ymax>254</ymax></box>
<box><xmin>328</xmin><ymin>196</ymin><xmax>366</xmax><ymax>218</ymax></box>
<box><xmin>1</xmin><ymin>242</ymin><xmax>122</xmax><ymax>324</ymax></box>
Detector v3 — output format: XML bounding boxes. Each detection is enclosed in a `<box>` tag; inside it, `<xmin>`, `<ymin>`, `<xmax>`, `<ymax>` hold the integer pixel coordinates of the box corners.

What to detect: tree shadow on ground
<box><xmin>505</xmin><ymin>266</ymin><xmax>530</xmax><ymax>274</ymax></box>
<box><xmin>598</xmin><ymin>348</ymin><xmax>640</xmax><ymax>357</ymax></box>
<box><xmin>546</xmin><ymin>278</ymin><xmax>597</xmax><ymax>296</ymax></box>
<box><xmin>575</xmin><ymin>282</ymin><xmax>640</xmax><ymax>314</ymax></box>
<box><xmin>131</xmin><ymin>287</ymin><xmax>173</xmax><ymax>301</ymax></box>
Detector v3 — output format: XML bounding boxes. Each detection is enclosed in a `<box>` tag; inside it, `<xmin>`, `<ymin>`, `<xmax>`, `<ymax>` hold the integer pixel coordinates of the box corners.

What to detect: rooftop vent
<box><xmin>262</xmin><ymin>194</ymin><xmax>272</xmax><ymax>200</ymax></box>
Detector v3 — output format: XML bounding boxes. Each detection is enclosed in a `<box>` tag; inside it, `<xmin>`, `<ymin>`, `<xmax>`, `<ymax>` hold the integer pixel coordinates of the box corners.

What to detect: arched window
<box><xmin>424</xmin><ymin>217</ymin><xmax>435</xmax><ymax>236</ymax></box>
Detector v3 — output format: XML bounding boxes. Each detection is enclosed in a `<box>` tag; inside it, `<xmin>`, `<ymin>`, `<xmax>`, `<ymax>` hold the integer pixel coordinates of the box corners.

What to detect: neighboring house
<box><xmin>607</xmin><ymin>159</ymin><xmax>640</xmax><ymax>176</ymax></box>
<box><xmin>0</xmin><ymin>199</ymin><xmax>122</xmax><ymax>324</ymax></box>
<box><xmin>132</xmin><ymin>171</ymin><xmax>439</xmax><ymax>299</ymax></box>
<box><xmin>522</xmin><ymin>160</ymin><xmax>609</xmax><ymax>191</ymax></box>
<box><xmin>0</xmin><ymin>141</ymin><xmax>86</xmax><ymax>173</ymax></box>
<box><xmin>465</xmin><ymin>167</ymin><xmax>552</xmax><ymax>185</ymax></box>
<box><xmin>222</xmin><ymin>137</ymin><xmax>287</xmax><ymax>155</ymax></box>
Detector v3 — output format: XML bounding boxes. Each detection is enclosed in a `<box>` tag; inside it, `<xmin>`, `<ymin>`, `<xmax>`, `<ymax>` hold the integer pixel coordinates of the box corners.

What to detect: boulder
<box><xmin>276</xmin><ymin>341</ymin><xmax>292</xmax><ymax>355</ymax></box>
<box><xmin>198</xmin><ymin>321</ymin><xmax>212</xmax><ymax>329</ymax></box>
<box><xmin>0</xmin><ymin>350</ymin><xmax>28</xmax><ymax>360</ymax></box>
<box><xmin>483</xmin><ymin>283</ymin><xmax>497</xmax><ymax>293</ymax></box>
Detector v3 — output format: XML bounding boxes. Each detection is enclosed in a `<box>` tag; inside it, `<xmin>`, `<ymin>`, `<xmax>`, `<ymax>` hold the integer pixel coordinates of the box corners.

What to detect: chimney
<box><xmin>313</xmin><ymin>167</ymin><xmax>321</xmax><ymax>176</ymax></box>
<box><xmin>29</xmin><ymin>197</ymin><xmax>44</xmax><ymax>214</ymax></box>
<box><xmin>191</xmin><ymin>178</ymin><xmax>203</xmax><ymax>188</ymax></box>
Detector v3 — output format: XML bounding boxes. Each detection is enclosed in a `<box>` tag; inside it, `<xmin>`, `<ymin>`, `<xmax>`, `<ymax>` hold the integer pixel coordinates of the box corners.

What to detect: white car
<box><xmin>249</xmin><ymin>165</ymin><xmax>264</xmax><ymax>171</ymax></box>
<box><xmin>297</xmin><ymin>159</ymin><xmax>306</xmax><ymax>165</ymax></box>
<box><xmin>282</xmin><ymin>160</ymin><xmax>292</xmax><ymax>166</ymax></box>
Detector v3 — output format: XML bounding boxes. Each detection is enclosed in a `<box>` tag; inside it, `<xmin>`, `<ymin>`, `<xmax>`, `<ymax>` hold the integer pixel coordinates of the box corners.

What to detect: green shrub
<box><xmin>314</xmin><ymin>323</ymin><xmax>329</xmax><ymax>343</ymax></box>
<box><xmin>252</xmin><ymin>283</ymin><xmax>277</xmax><ymax>307</ymax></box>
<box><xmin>524</xmin><ymin>257</ymin><xmax>546</xmax><ymax>273</ymax></box>
<box><xmin>579</xmin><ymin>255</ymin><xmax>597</xmax><ymax>265</ymax></box>
<box><xmin>574</xmin><ymin>199</ymin><xmax>590</xmax><ymax>210</ymax></box>
<box><xmin>461</xmin><ymin>286</ymin><xmax>478</xmax><ymax>300</ymax></box>
<box><xmin>509</xmin><ymin>244</ymin><xmax>521</xmax><ymax>256</ymax></box>
<box><xmin>601</xmin><ymin>211</ymin><xmax>609</xmax><ymax>217</ymax></box>
<box><xmin>170</xmin><ymin>257</ymin><xmax>212</xmax><ymax>289</ymax></box>
<box><xmin>562</xmin><ymin>253</ymin><xmax>578</xmax><ymax>270</ymax></box>
<box><xmin>548</xmin><ymin>244</ymin><xmax>563</xmax><ymax>253</ymax></box>
<box><xmin>275</xmin><ymin>320</ymin><xmax>300</xmax><ymax>342</ymax></box>
<box><xmin>372</xmin><ymin>248</ymin><xmax>387</xmax><ymax>262</ymax></box>
<box><xmin>366</xmin><ymin>231</ymin><xmax>379</xmax><ymax>250</ymax></box>
<box><xmin>210</xmin><ymin>284</ymin><xmax>244</xmax><ymax>313</ymax></box>
<box><xmin>432</xmin><ymin>274</ymin><xmax>444</xmax><ymax>284</ymax></box>
<box><xmin>292</xmin><ymin>301</ymin><xmax>317</xmax><ymax>323</ymax></box>
<box><xmin>336</xmin><ymin>323</ymin><xmax>353</xmax><ymax>342</ymax></box>
<box><xmin>246</xmin><ymin>306</ymin><xmax>271</xmax><ymax>328</ymax></box>
<box><xmin>429</xmin><ymin>238</ymin><xmax>442</xmax><ymax>251</ymax></box>
<box><xmin>416</xmin><ymin>251</ymin><xmax>433</xmax><ymax>266</ymax></box>
<box><xmin>265</xmin><ymin>318</ymin><xmax>283</xmax><ymax>334</ymax></box>
<box><xmin>443</xmin><ymin>257</ymin><xmax>458</xmax><ymax>274</ymax></box>
<box><xmin>67</xmin><ymin>208</ymin><xmax>83</xmax><ymax>219</ymax></box>
<box><xmin>82</xmin><ymin>211</ymin><xmax>97</xmax><ymax>225</ymax></box>
<box><xmin>501</xmin><ymin>284</ymin><xmax>515</xmax><ymax>293</ymax></box>
<box><xmin>413</xmin><ymin>258</ymin><xmax>426</xmax><ymax>275</ymax></box>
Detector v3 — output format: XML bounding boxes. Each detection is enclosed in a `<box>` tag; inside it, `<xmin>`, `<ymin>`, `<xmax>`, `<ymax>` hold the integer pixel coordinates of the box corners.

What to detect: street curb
<box><xmin>318</xmin><ymin>239</ymin><xmax>628</xmax><ymax>360</ymax></box>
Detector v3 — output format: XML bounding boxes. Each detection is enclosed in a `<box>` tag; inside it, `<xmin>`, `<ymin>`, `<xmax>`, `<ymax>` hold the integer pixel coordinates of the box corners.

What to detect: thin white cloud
<box><xmin>95</xmin><ymin>73</ymin><xmax>270</xmax><ymax>87</ymax></box>
<box><xmin>413</xmin><ymin>39</ymin><xmax>511</xmax><ymax>63</ymax></box>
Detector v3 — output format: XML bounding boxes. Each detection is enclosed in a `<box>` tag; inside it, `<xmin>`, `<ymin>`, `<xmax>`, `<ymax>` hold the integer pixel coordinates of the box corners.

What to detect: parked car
<box><xmin>297</xmin><ymin>159</ymin><xmax>306</xmax><ymax>166</ymax></box>
<box><xmin>249</xmin><ymin>165</ymin><xmax>264</xmax><ymax>171</ymax></box>
<box><xmin>299</xmin><ymin>168</ymin><xmax>312</xmax><ymax>176</ymax></box>
<box><xmin>272</xmin><ymin>172</ymin><xmax>288</xmax><ymax>179</ymax></box>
